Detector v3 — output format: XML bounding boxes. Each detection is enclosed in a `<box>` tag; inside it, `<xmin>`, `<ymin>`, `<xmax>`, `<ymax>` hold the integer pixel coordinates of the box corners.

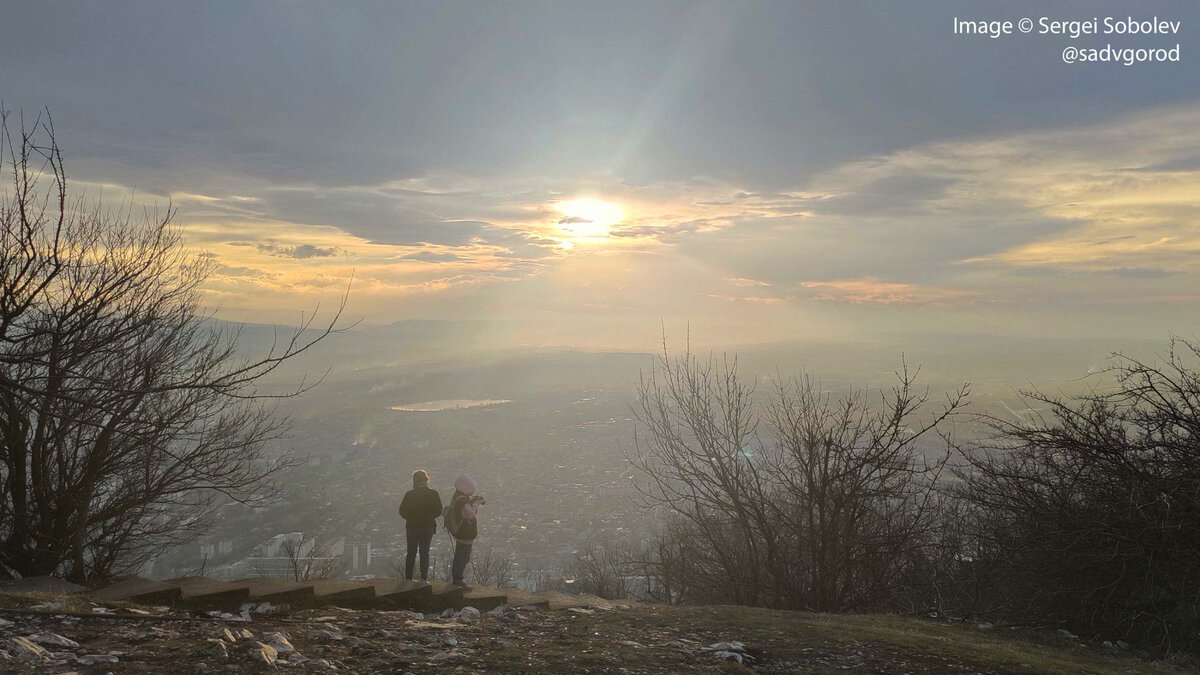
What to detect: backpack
<box><xmin>442</xmin><ymin>497</ymin><xmax>464</xmax><ymax>537</ymax></box>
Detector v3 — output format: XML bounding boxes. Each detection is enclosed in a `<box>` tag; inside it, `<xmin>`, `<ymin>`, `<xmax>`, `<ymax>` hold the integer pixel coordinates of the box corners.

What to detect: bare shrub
<box><xmin>627</xmin><ymin>341</ymin><xmax>967</xmax><ymax>611</ymax></box>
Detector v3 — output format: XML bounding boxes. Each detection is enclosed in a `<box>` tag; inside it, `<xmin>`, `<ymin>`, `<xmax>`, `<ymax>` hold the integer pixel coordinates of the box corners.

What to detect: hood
<box><xmin>454</xmin><ymin>473</ymin><xmax>477</xmax><ymax>496</ymax></box>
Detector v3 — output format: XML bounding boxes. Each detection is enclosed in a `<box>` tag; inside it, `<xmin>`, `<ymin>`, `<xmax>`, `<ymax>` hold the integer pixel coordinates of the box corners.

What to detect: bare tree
<box><xmin>952</xmin><ymin>337</ymin><xmax>1200</xmax><ymax>652</ymax></box>
<box><xmin>626</xmin><ymin>341</ymin><xmax>967</xmax><ymax>611</ymax></box>
<box><xmin>565</xmin><ymin>536</ymin><xmax>646</xmax><ymax>600</ymax></box>
<box><xmin>0</xmin><ymin>110</ymin><xmax>344</xmax><ymax>582</ymax></box>
<box><xmin>763</xmin><ymin>369</ymin><xmax>966</xmax><ymax>611</ymax></box>
<box><xmin>277</xmin><ymin>533</ymin><xmax>345</xmax><ymax>582</ymax></box>
<box><xmin>469</xmin><ymin>546</ymin><xmax>512</xmax><ymax>588</ymax></box>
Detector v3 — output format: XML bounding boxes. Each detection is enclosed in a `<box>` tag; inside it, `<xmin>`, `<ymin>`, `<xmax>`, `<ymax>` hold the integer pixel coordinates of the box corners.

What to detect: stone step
<box><xmin>0</xmin><ymin>576</ymin><xmax>89</xmax><ymax>595</ymax></box>
<box><xmin>233</xmin><ymin>577</ymin><xmax>316</xmax><ymax>604</ymax></box>
<box><xmin>306</xmin><ymin>580</ymin><xmax>377</xmax><ymax>607</ymax></box>
<box><xmin>417</xmin><ymin>581</ymin><xmax>464</xmax><ymax>612</ymax></box>
<box><xmin>88</xmin><ymin>575</ymin><xmax>526</xmax><ymax>613</ymax></box>
<box><xmin>460</xmin><ymin>586</ymin><xmax>508</xmax><ymax>612</ymax></box>
<box><xmin>161</xmin><ymin>576</ymin><xmax>251</xmax><ymax>608</ymax></box>
<box><xmin>92</xmin><ymin>576</ymin><xmax>182</xmax><ymax>605</ymax></box>
<box><xmin>491</xmin><ymin>587</ymin><xmax>551</xmax><ymax>610</ymax></box>
<box><xmin>363</xmin><ymin>580</ymin><xmax>431</xmax><ymax>608</ymax></box>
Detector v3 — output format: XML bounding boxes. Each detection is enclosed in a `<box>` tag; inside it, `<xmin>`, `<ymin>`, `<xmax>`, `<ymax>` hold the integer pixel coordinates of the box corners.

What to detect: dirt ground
<box><xmin>0</xmin><ymin>599</ymin><xmax>1193</xmax><ymax>674</ymax></box>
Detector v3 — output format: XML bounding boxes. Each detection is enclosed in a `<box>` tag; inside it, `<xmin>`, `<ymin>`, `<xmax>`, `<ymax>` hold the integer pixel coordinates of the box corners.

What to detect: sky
<box><xmin>2</xmin><ymin>1</ymin><xmax>1199</xmax><ymax>349</ymax></box>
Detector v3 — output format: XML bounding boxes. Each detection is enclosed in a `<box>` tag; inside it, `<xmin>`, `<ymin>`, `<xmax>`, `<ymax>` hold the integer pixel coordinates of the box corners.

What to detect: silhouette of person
<box><xmin>449</xmin><ymin>472</ymin><xmax>485</xmax><ymax>589</ymax></box>
<box><xmin>398</xmin><ymin>469</ymin><xmax>442</xmax><ymax>583</ymax></box>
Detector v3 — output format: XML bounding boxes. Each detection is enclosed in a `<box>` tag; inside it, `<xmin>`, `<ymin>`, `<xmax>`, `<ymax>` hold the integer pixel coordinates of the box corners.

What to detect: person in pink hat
<box><xmin>447</xmin><ymin>472</ymin><xmax>486</xmax><ymax>589</ymax></box>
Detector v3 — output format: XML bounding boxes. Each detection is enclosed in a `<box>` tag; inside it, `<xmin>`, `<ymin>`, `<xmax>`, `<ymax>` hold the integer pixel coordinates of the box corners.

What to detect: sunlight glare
<box><xmin>555</xmin><ymin>199</ymin><xmax>623</xmax><ymax>238</ymax></box>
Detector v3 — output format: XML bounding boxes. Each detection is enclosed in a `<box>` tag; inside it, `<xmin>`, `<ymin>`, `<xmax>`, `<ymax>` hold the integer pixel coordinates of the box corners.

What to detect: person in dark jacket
<box><xmin>449</xmin><ymin>472</ymin><xmax>485</xmax><ymax>589</ymax></box>
<box><xmin>398</xmin><ymin>469</ymin><xmax>442</xmax><ymax>583</ymax></box>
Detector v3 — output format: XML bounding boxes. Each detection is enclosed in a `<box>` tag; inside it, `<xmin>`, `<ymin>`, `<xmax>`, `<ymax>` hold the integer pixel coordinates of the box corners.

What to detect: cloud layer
<box><xmin>2</xmin><ymin>1</ymin><xmax>1197</xmax><ymax>344</ymax></box>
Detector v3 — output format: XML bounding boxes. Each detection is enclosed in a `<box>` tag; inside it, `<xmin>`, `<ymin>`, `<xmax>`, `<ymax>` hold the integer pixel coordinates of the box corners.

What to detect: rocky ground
<box><xmin>0</xmin><ymin>595</ymin><xmax>1195</xmax><ymax>674</ymax></box>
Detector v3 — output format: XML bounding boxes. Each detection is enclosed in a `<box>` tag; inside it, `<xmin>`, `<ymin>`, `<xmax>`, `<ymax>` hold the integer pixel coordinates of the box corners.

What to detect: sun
<box><xmin>555</xmin><ymin>199</ymin><xmax>623</xmax><ymax>238</ymax></box>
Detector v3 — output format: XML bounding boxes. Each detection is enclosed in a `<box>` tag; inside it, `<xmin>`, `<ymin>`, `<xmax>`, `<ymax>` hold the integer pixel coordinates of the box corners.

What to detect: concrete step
<box><xmin>306</xmin><ymin>580</ymin><xmax>377</xmax><ymax>608</ymax></box>
<box><xmin>233</xmin><ymin>577</ymin><xmax>316</xmax><ymax>604</ymax></box>
<box><xmin>88</xmin><ymin>575</ymin><xmax>527</xmax><ymax>613</ymax></box>
<box><xmin>363</xmin><ymin>580</ymin><xmax>431</xmax><ymax>608</ymax></box>
<box><xmin>459</xmin><ymin>586</ymin><xmax>508</xmax><ymax>612</ymax></box>
<box><xmin>0</xmin><ymin>576</ymin><xmax>89</xmax><ymax>595</ymax></box>
<box><xmin>492</xmin><ymin>587</ymin><xmax>551</xmax><ymax>610</ymax></box>
<box><xmin>92</xmin><ymin>576</ymin><xmax>182</xmax><ymax>605</ymax></box>
<box><xmin>162</xmin><ymin>576</ymin><xmax>252</xmax><ymax>608</ymax></box>
<box><xmin>417</xmin><ymin>581</ymin><xmax>464</xmax><ymax>612</ymax></box>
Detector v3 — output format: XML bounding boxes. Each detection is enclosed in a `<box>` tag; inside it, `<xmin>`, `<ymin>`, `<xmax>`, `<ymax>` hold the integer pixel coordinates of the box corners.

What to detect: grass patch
<box><xmin>609</xmin><ymin>606</ymin><xmax>1189</xmax><ymax>674</ymax></box>
<box><xmin>0</xmin><ymin>589</ymin><xmax>140</xmax><ymax>615</ymax></box>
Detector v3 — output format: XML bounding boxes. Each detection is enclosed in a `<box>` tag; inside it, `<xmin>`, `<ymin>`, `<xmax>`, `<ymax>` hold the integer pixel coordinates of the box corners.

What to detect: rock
<box><xmin>30</xmin><ymin>601</ymin><xmax>64</xmax><ymax>611</ymax></box>
<box><xmin>217</xmin><ymin>627</ymin><xmax>239</xmax><ymax>643</ymax></box>
<box><xmin>457</xmin><ymin>606</ymin><xmax>481</xmax><ymax>623</ymax></box>
<box><xmin>309</xmin><ymin>628</ymin><xmax>344</xmax><ymax>642</ymax></box>
<box><xmin>491</xmin><ymin>637</ymin><xmax>515</xmax><ymax>648</ymax></box>
<box><xmin>566</xmin><ymin>607</ymin><xmax>594</xmax><ymax>615</ymax></box>
<box><xmin>1103</xmin><ymin>641</ymin><xmax>1116</xmax><ymax>649</ymax></box>
<box><xmin>700</xmin><ymin>641</ymin><xmax>754</xmax><ymax>664</ymax></box>
<box><xmin>409</xmin><ymin>612</ymin><xmax>424</xmax><ymax>620</ymax></box>
<box><xmin>486</xmin><ymin>604</ymin><xmax>511</xmax><ymax>616</ymax></box>
<box><xmin>0</xmin><ymin>617</ymin><xmax>13</xmax><ymax>627</ymax></box>
<box><xmin>7</xmin><ymin>636</ymin><xmax>51</xmax><ymax>662</ymax></box>
<box><xmin>206</xmin><ymin>638</ymin><xmax>230</xmax><ymax>658</ymax></box>
<box><xmin>90</xmin><ymin>607</ymin><xmax>113</xmax><ymax>614</ymax></box>
<box><xmin>29</xmin><ymin>632</ymin><xmax>81</xmax><ymax>649</ymax></box>
<box><xmin>1117</xmin><ymin>640</ymin><xmax>1131</xmax><ymax>650</ymax></box>
<box><xmin>78</xmin><ymin>653</ymin><xmax>119</xmax><ymax>665</ymax></box>
<box><xmin>440</xmin><ymin>635</ymin><xmax>458</xmax><ymax>648</ymax></box>
<box><xmin>701</xmin><ymin>641</ymin><xmax>746</xmax><ymax>653</ymax></box>
<box><xmin>1057</xmin><ymin>629</ymin><xmax>1078</xmax><ymax>639</ymax></box>
<box><xmin>438</xmin><ymin>608</ymin><xmax>455</xmax><ymax>619</ymax></box>
<box><xmin>237</xmin><ymin>628</ymin><xmax>254</xmax><ymax>640</ymax></box>
<box><xmin>246</xmin><ymin>641</ymin><xmax>278</xmax><ymax>666</ymax></box>
<box><xmin>46</xmin><ymin>650</ymin><xmax>77</xmax><ymax>664</ymax></box>
<box><xmin>977</xmin><ymin>622</ymin><xmax>995</xmax><ymax>630</ymax></box>
<box><xmin>263</xmin><ymin>631</ymin><xmax>295</xmax><ymax>653</ymax></box>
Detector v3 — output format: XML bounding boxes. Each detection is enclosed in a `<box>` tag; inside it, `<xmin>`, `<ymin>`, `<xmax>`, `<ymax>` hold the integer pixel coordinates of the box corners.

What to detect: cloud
<box><xmin>670</xmin><ymin>104</ymin><xmax>1200</xmax><ymax>313</ymax></box>
<box><xmin>215</xmin><ymin>265</ymin><xmax>272</xmax><ymax>279</ymax></box>
<box><xmin>799</xmin><ymin>278</ymin><xmax>966</xmax><ymax>305</ymax></box>
<box><xmin>254</xmin><ymin>242</ymin><xmax>340</xmax><ymax>259</ymax></box>
<box><xmin>1006</xmin><ymin>266</ymin><xmax>1176</xmax><ymax>280</ymax></box>
<box><xmin>401</xmin><ymin>251</ymin><xmax>466</xmax><ymax>263</ymax></box>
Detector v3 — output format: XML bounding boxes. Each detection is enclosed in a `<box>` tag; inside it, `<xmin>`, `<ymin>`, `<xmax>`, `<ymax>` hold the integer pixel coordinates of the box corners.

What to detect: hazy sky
<box><xmin>3</xmin><ymin>1</ymin><xmax>1198</xmax><ymax>348</ymax></box>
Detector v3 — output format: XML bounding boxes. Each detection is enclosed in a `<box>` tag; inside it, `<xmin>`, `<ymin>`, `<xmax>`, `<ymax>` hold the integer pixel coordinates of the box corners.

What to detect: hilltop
<box><xmin>0</xmin><ymin>591</ymin><xmax>1192</xmax><ymax>674</ymax></box>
